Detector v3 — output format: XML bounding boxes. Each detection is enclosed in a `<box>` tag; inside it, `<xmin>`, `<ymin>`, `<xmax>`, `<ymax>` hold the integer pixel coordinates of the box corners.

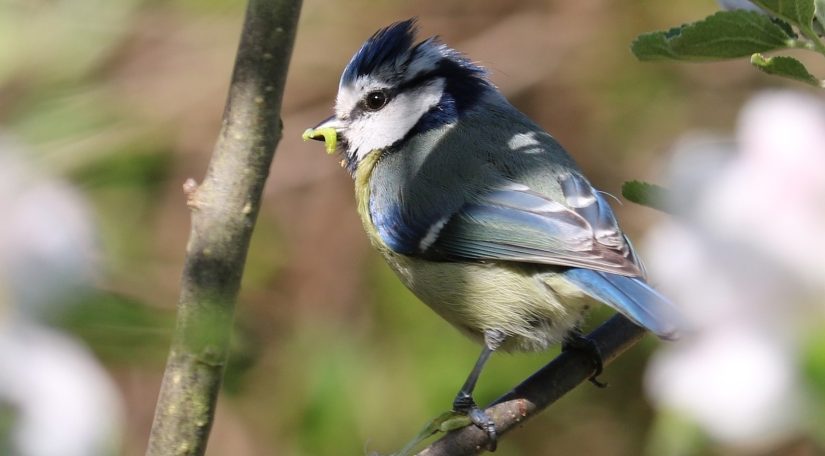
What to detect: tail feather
<box><xmin>563</xmin><ymin>268</ymin><xmax>680</xmax><ymax>340</ymax></box>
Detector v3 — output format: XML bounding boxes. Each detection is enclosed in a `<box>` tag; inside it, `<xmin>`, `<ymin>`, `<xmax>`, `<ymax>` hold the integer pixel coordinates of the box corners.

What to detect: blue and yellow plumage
<box><xmin>304</xmin><ymin>18</ymin><xmax>679</xmax><ymax>449</ymax></box>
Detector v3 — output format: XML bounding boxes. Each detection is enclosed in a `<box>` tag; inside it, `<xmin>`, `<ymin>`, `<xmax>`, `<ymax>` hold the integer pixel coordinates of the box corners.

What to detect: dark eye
<box><xmin>364</xmin><ymin>90</ymin><xmax>388</xmax><ymax>111</ymax></box>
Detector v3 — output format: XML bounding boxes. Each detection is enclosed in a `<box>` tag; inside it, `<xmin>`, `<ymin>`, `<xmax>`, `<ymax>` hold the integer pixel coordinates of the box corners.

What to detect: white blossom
<box><xmin>643</xmin><ymin>91</ymin><xmax>825</xmax><ymax>450</ymax></box>
<box><xmin>0</xmin><ymin>135</ymin><xmax>122</xmax><ymax>456</ymax></box>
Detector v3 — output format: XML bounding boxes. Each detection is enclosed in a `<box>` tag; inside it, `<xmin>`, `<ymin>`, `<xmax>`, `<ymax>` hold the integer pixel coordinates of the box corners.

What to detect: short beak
<box><xmin>302</xmin><ymin>115</ymin><xmax>344</xmax><ymax>154</ymax></box>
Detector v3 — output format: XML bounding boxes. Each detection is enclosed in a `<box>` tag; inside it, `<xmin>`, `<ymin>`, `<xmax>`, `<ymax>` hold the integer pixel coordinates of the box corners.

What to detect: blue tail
<box><xmin>562</xmin><ymin>268</ymin><xmax>680</xmax><ymax>340</ymax></box>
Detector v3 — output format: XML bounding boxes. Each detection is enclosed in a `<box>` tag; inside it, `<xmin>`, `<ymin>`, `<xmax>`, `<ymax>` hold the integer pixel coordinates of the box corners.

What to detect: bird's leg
<box><xmin>562</xmin><ymin>330</ymin><xmax>608</xmax><ymax>388</ymax></box>
<box><xmin>452</xmin><ymin>329</ymin><xmax>505</xmax><ymax>451</ymax></box>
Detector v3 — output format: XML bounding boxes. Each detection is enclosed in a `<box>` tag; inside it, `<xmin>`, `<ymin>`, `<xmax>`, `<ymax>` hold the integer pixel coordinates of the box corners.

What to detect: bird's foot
<box><xmin>453</xmin><ymin>392</ymin><xmax>498</xmax><ymax>451</ymax></box>
<box><xmin>562</xmin><ymin>333</ymin><xmax>608</xmax><ymax>388</ymax></box>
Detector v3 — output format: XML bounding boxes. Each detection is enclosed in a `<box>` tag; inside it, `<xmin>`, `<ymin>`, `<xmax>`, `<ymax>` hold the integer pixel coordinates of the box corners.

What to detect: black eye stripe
<box><xmin>346</xmin><ymin>60</ymin><xmax>466</xmax><ymax>119</ymax></box>
<box><xmin>349</xmin><ymin>87</ymin><xmax>398</xmax><ymax>118</ymax></box>
<box><xmin>349</xmin><ymin>74</ymin><xmax>436</xmax><ymax>118</ymax></box>
<box><xmin>397</xmin><ymin>71</ymin><xmax>435</xmax><ymax>92</ymax></box>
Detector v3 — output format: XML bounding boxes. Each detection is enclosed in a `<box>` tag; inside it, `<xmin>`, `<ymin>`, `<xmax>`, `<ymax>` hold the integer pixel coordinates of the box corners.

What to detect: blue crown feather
<box><xmin>341</xmin><ymin>19</ymin><xmax>418</xmax><ymax>86</ymax></box>
<box><xmin>341</xmin><ymin>19</ymin><xmax>491</xmax><ymax>97</ymax></box>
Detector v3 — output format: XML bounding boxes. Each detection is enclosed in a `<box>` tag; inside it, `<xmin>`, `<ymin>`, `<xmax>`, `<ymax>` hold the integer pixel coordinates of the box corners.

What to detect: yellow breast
<box><xmin>353</xmin><ymin>150</ymin><xmax>392</xmax><ymax>254</ymax></box>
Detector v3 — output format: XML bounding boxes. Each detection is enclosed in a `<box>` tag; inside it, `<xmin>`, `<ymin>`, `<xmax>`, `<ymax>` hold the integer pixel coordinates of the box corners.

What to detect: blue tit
<box><xmin>303</xmin><ymin>19</ymin><xmax>679</xmax><ymax>446</ymax></box>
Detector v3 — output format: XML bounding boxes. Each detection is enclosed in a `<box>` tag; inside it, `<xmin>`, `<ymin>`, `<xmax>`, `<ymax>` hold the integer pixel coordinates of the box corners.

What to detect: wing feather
<box><xmin>421</xmin><ymin>173</ymin><xmax>645</xmax><ymax>277</ymax></box>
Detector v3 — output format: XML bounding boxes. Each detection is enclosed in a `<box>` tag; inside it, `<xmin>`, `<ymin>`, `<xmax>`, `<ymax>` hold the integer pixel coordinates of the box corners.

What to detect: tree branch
<box><xmin>416</xmin><ymin>315</ymin><xmax>647</xmax><ymax>456</ymax></box>
<box><xmin>145</xmin><ymin>1</ymin><xmax>302</xmax><ymax>455</ymax></box>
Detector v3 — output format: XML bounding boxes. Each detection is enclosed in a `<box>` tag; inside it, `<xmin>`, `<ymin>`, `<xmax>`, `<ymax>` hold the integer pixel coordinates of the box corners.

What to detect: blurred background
<box><xmin>1</xmin><ymin>0</ymin><xmax>824</xmax><ymax>455</ymax></box>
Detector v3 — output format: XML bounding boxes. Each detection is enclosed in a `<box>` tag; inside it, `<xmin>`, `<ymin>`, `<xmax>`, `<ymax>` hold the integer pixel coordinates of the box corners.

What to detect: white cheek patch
<box><xmin>346</xmin><ymin>78</ymin><xmax>446</xmax><ymax>162</ymax></box>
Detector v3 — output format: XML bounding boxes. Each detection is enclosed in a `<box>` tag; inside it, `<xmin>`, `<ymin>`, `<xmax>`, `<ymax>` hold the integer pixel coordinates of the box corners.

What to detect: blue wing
<box><xmin>369</xmin><ymin>172</ymin><xmax>681</xmax><ymax>337</ymax></box>
<box><xmin>561</xmin><ymin>268</ymin><xmax>679</xmax><ymax>339</ymax></box>
<box><xmin>419</xmin><ymin>173</ymin><xmax>645</xmax><ymax>277</ymax></box>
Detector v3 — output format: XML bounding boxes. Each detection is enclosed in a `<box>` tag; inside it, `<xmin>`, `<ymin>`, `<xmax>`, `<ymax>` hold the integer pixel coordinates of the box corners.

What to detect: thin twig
<box><xmin>145</xmin><ymin>1</ymin><xmax>302</xmax><ymax>455</ymax></box>
<box><xmin>416</xmin><ymin>315</ymin><xmax>648</xmax><ymax>456</ymax></box>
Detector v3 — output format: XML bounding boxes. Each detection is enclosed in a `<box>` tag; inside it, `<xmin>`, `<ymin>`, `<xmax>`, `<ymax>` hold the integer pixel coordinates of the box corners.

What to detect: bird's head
<box><xmin>303</xmin><ymin>19</ymin><xmax>492</xmax><ymax>173</ymax></box>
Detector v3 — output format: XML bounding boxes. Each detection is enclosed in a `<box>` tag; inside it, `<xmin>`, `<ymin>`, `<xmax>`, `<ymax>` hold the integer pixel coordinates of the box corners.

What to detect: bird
<box><xmin>303</xmin><ymin>18</ymin><xmax>679</xmax><ymax>450</ymax></box>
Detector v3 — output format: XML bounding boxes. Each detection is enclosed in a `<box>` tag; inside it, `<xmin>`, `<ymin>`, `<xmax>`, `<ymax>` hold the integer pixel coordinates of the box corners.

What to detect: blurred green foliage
<box><xmin>802</xmin><ymin>330</ymin><xmax>825</xmax><ymax>446</ymax></box>
<box><xmin>0</xmin><ymin>403</ymin><xmax>15</xmax><ymax>456</ymax></box>
<box><xmin>55</xmin><ymin>291</ymin><xmax>174</xmax><ymax>364</ymax></box>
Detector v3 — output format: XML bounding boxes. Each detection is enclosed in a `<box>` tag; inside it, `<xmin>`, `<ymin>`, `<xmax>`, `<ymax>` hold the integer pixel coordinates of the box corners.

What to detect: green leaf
<box><xmin>631</xmin><ymin>26</ymin><xmax>683</xmax><ymax>60</ymax></box>
<box><xmin>751</xmin><ymin>53</ymin><xmax>823</xmax><ymax>85</ymax></box>
<box><xmin>772</xmin><ymin>17</ymin><xmax>799</xmax><ymax>37</ymax></box>
<box><xmin>621</xmin><ymin>181</ymin><xmax>672</xmax><ymax>213</ymax></box>
<box><xmin>802</xmin><ymin>329</ymin><xmax>825</xmax><ymax>399</ymax></box>
<box><xmin>632</xmin><ymin>10</ymin><xmax>794</xmax><ymax>61</ymax></box>
<box><xmin>751</xmin><ymin>0</ymin><xmax>815</xmax><ymax>28</ymax></box>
